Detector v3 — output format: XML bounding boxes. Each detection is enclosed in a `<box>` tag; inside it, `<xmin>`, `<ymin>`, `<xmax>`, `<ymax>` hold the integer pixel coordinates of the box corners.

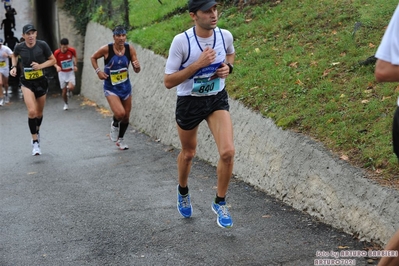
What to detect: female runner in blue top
<box><xmin>91</xmin><ymin>25</ymin><xmax>141</xmax><ymax>150</ymax></box>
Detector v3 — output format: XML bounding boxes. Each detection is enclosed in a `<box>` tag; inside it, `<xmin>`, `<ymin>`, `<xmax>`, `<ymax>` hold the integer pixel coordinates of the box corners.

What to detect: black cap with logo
<box><xmin>22</xmin><ymin>24</ymin><xmax>37</xmax><ymax>34</ymax></box>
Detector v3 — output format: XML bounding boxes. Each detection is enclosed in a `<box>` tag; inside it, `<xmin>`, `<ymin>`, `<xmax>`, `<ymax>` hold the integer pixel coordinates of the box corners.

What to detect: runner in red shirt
<box><xmin>54</xmin><ymin>38</ymin><xmax>77</xmax><ymax>110</ymax></box>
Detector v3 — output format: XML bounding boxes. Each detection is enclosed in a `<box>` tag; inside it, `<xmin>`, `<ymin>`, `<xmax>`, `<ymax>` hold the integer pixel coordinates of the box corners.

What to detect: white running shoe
<box><xmin>63</xmin><ymin>103</ymin><xmax>69</xmax><ymax>110</ymax></box>
<box><xmin>4</xmin><ymin>95</ymin><xmax>9</xmax><ymax>103</ymax></box>
<box><xmin>116</xmin><ymin>138</ymin><xmax>129</xmax><ymax>150</ymax></box>
<box><xmin>0</xmin><ymin>98</ymin><xmax>3</xmax><ymax>106</ymax></box>
<box><xmin>31</xmin><ymin>141</ymin><xmax>41</xmax><ymax>156</ymax></box>
<box><xmin>110</xmin><ymin>122</ymin><xmax>119</xmax><ymax>142</ymax></box>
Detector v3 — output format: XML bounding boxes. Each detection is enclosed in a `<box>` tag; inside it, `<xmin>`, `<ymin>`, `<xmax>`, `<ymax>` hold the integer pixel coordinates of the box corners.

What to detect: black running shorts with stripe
<box><xmin>175</xmin><ymin>89</ymin><xmax>230</xmax><ymax>131</ymax></box>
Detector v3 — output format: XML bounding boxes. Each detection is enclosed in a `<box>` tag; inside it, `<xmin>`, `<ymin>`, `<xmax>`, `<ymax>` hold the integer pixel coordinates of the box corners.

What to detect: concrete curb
<box><xmin>81</xmin><ymin>22</ymin><xmax>399</xmax><ymax>245</ymax></box>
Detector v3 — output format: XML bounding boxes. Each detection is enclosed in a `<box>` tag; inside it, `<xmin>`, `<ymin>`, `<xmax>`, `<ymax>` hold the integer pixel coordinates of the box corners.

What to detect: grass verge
<box><xmin>99</xmin><ymin>0</ymin><xmax>399</xmax><ymax>183</ymax></box>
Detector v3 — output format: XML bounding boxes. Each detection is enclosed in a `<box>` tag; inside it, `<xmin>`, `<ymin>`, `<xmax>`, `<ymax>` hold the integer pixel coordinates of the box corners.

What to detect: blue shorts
<box><xmin>103</xmin><ymin>80</ymin><xmax>132</xmax><ymax>100</ymax></box>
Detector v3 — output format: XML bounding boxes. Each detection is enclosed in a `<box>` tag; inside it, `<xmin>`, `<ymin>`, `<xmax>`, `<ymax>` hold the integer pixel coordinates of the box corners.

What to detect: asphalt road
<box><xmin>0</xmin><ymin>86</ymin><xmax>381</xmax><ymax>266</ymax></box>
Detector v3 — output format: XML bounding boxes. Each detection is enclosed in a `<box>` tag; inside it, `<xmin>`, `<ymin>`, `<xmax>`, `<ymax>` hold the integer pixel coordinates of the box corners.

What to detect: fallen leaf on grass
<box><xmin>340</xmin><ymin>155</ymin><xmax>349</xmax><ymax>161</ymax></box>
<box><xmin>322</xmin><ymin>68</ymin><xmax>332</xmax><ymax>77</ymax></box>
<box><xmin>382</xmin><ymin>96</ymin><xmax>391</xmax><ymax>101</ymax></box>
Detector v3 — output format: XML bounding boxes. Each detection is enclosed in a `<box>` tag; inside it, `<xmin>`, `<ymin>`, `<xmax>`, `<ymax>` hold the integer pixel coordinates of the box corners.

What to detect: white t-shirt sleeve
<box><xmin>6</xmin><ymin>46</ymin><xmax>12</xmax><ymax>56</ymax></box>
<box><xmin>376</xmin><ymin>4</ymin><xmax>399</xmax><ymax>65</ymax></box>
<box><xmin>221</xmin><ymin>29</ymin><xmax>235</xmax><ymax>55</ymax></box>
<box><xmin>165</xmin><ymin>33</ymin><xmax>187</xmax><ymax>75</ymax></box>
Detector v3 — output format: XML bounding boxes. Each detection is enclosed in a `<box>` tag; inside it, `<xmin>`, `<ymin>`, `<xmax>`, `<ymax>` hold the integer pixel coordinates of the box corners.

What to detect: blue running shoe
<box><xmin>177</xmin><ymin>185</ymin><xmax>192</xmax><ymax>218</ymax></box>
<box><xmin>212</xmin><ymin>201</ymin><xmax>233</xmax><ymax>228</ymax></box>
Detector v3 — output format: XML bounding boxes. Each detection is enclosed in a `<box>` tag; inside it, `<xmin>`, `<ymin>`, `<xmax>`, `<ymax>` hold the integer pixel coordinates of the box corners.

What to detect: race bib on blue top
<box><xmin>110</xmin><ymin>68</ymin><xmax>128</xmax><ymax>85</ymax></box>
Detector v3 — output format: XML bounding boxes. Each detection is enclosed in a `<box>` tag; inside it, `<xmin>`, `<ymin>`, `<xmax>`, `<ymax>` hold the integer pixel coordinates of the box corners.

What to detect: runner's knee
<box><xmin>220</xmin><ymin>146</ymin><xmax>235</xmax><ymax>163</ymax></box>
<box><xmin>27</xmin><ymin>109</ymin><xmax>37</xmax><ymax>118</ymax></box>
<box><xmin>113</xmin><ymin>110</ymin><xmax>126</xmax><ymax>120</ymax></box>
<box><xmin>181</xmin><ymin>149</ymin><xmax>196</xmax><ymax>162</ymax></box>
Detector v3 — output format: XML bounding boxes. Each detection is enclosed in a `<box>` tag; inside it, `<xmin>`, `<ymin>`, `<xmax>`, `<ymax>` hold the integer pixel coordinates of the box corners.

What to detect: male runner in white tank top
<box><xmin>164</xmin><ymin>0</ymin><xmax>235</xmax><ymax>228</ymax></box>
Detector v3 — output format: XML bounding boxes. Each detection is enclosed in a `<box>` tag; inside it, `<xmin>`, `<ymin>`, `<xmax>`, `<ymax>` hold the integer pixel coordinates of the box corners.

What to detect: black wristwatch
<box><xmin>10</xmin><ymin>65</ymin><xmax>16</xmax><ymax>69</ymax></box>
<box><xmin>226</xmin><ymin>63</ymin><xmax>233</xmax><ymax>74</ymax></box>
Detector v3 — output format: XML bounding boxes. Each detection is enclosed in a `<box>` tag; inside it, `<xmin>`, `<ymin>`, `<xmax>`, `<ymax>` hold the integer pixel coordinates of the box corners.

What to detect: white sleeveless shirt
<box><xmin>376</xmin><ymin>4</ymin><xmax>399</xmax><ymax>105</ymax></box>
<box><xmin>165</xmin><ymin>26</ymin><xmax>235</xmax><ymax>96</ymax></box>
<box><xmin>376</xmin><ymin>4</ymin><xmax>399</xmax><ymax>65</ymax></box>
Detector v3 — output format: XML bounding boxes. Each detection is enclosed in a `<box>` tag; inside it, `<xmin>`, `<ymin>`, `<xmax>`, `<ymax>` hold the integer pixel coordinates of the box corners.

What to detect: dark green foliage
<box><xmin>61</xmin><ymin>0</ymin><xmax>92</xmax><ymax>35</ymax></box>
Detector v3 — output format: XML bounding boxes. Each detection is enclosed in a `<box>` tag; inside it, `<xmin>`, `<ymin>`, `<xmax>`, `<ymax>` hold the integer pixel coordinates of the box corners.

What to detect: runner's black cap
<box><xmin>188</xmin><ymin>0</ymin><xmax>218</xmax><ymax>12</ymax></box>
<box><xmin>22</xmin><ymin>24</ymin><xmax>37</xmax><ymax>34</ymax></box>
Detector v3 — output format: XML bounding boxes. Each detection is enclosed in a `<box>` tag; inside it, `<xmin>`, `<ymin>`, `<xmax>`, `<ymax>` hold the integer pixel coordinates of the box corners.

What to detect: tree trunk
<box><xmin>123</xmin><ymin>0</ymin><xmax>129</xmax><ymax>28</ymax></box>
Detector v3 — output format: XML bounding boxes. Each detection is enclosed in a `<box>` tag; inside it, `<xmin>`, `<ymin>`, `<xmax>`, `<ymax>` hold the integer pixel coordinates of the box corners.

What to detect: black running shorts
<box><xmin>176</xmin><ymin>89</ymin><xmax>230</xmax><ymax>130</ymax></box>
<box><xmin>392</xmin><ymin>106</ymin><xmax>399</xmax><ymax>159</ymax></box>
<box><xmin>20</xmin><ymin>77</ymin><xmax>48</xmax><ymax>99</ymax></box>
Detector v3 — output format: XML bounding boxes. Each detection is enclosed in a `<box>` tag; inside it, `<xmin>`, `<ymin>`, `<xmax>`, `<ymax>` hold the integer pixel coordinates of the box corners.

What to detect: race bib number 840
<box><xmin>191</xmin><ymin>77</ymin><xmax>220</xmax><ymax>96</ymax></box>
